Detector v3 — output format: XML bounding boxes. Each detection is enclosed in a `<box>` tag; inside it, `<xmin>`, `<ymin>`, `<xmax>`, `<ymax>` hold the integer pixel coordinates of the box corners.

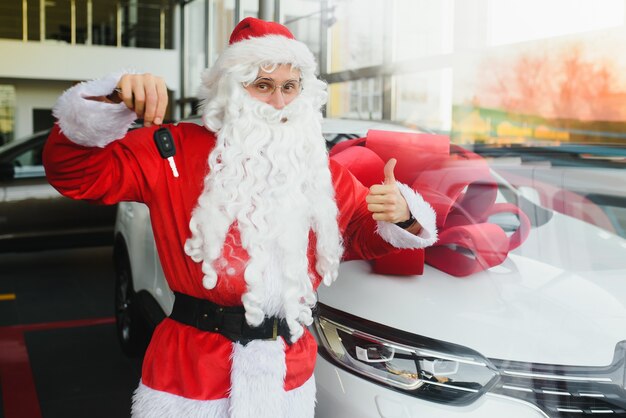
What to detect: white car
<box><xmin>113</xmin><ymin>118</ymin><xmax>626</xmax><ymax>418</ymax></box>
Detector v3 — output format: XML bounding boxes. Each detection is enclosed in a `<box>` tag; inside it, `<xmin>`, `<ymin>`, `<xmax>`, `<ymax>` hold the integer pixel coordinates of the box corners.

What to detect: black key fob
<box><xmin>154</xmin><ymin>127</ymin><xmax>176</xmax><ymax>159</ymax></box>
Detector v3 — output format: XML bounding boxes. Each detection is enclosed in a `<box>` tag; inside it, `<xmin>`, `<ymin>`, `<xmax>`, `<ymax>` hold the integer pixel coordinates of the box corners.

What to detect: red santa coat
<box><xmin>43</xmin><ymin>120</ymin><xmax>410</xmax><ymax>401</ymax></box>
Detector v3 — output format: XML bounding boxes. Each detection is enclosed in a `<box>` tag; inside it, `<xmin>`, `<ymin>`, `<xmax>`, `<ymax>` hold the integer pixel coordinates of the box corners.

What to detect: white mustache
<box><xmin>238</xmin><ymin>94</ymin><xmax>310</xmax><ymax>126</ymax></box>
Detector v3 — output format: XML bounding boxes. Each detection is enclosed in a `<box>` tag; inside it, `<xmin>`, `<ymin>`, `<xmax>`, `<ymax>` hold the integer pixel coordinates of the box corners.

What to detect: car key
<box><xmin>153</xmin><ymin>127</ymin><xmax>179</xmax><ymax>178</ymax></box>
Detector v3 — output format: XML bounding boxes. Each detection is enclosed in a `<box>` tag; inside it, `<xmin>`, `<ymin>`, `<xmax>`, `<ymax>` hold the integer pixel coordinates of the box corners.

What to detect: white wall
<box><xmin>0</xmin><ymin>39</ymin><xmax>180</xmax><ymax>138</ymax></box>
<box><xmin>0</xmin><ymin>40</ymin><xmax>179</xmax><ymax>89</ymax></box>
<box><xmin>9</xmin><ymin>79</ymin><xmax>74</xmax><ymax>139</ymax></box>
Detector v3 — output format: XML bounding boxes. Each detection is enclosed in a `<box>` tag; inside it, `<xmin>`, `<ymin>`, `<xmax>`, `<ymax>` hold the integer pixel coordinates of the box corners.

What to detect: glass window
<box><xmin>206</xmin><ymin>0</ymin><xmax>258</xmax><ymax>68</ymax></box>
<box><xmin>45</xmin><ymin>0</ymin><xmax>72</xmax><ymax>42</ymax></box>
<box><xmin>9</xmin><ymin>135</ymin><xmax>47</xmax><ymax>179</ymax></box>
<box><xmin>14</xmin><ymin>143</ymin><xmax>44</xmax><ymax>168</ymax></box>
<box><xmin>328</xmin><ymin>0</ymin><xmax>385</xmax><ymax>72</ymax></box>
<box><xmin>75</xmin><ymin>0</ymin><xmax>88</xmax><ymax>43</ymax></box>
<box><xmin>0</xmin><ymin>86</ymin><xmax>15</xmax><ymax>146</ymax></box>
<box><xmin>327</xmin><ymin>82</ymin><xmax>348</xmax><ymax>119</ymax></box>
<box><xmin>393</xmin><ymin>0</ymin><xmax>454</xmax><ymax>60</ymax></box>
<box><xmin>0</xmin><ymin>1</ymin><xmax>23</xmax><ymax>40</ymax></box>
<box><xmin>26</xmin><ymin>0</ymin><xmax>41</xmax><ymax>41</ymax></box>
<box><xmin>208</xmin><ymin>0</ymin><xmax>236</xmax><ymax>65</ymax></box>
<box><xmin>127</xmin><ymin>0</ymin><xmax>172</xmax><ymax>49</ymax></box>
<box><xmin>184</xmin><ymin>0</ymin><xmax>207</xmax><ymax>97</ymax></box>
<box><xmin>488</xmin><ymin>0</ymin><xmax>624</xmax><ymax>46</ymax></box>
<box><xmin>281</xmin><ymin>0</ymin><xmax>323</xmax><ymax>72</ymax></box>
<box><xmin>239</xmin><ymin>0</ymin><xmax>258</xmax><ymax>19</ymax></box>
<box><xmin>327</xmin><ymin>77</ymin><xmax>383</xmax><ymax>120</ymax></box>
<box><xmin>448</xmin><ymin>4</ymin><xmax>626</xmax><ymax>253</ymax></box>
<box><xmin>91</xmin><ymin>0</ymin><xmax>118</xmax><ymax>46</ymax></box>
<box><xmin>10</xmin><ymin>0</ymin><xmax>174</xmax><ymax>47</ymax></box>
<box><xmin>325</xmin><ymin>0</ymin><xmax>626</xmax><ymax>257</ymax></box>
<box><xmin>394</xmin><ymin>69</ymin><xmax>452</xmax><ymax>131</ymax></box>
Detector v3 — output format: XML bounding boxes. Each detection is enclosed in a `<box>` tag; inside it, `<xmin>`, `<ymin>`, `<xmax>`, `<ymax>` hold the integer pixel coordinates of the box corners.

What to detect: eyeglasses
<box><xmin>245</xmin><ymin>77</ymin><xmax>302</xmax><ymax>98</ymax></box>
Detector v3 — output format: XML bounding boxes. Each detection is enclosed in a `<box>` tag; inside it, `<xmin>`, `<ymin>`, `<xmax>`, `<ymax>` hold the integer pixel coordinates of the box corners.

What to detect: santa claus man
<box><xmin>44</xmin><ymin>17</ymin><xmax>437</xmax><ymax>418</ymax></box>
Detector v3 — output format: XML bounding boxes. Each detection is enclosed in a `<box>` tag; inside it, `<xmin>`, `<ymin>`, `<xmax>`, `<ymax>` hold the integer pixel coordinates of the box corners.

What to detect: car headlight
<box><xmin>490</xmin><ymin>343</ymin><xmax>626</xmax><ymax>416</ymax></box>
<box><xmin>313</xmin><ymin>303</ymin><xmax>500</xmax><ymax>406</ymax></box>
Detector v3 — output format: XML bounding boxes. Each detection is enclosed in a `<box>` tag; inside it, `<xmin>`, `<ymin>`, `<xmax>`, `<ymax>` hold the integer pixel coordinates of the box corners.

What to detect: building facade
<box><xmin>2</xmin><ymin>0</ymin><xmax>626</xmax><ymax>146</ymax></box>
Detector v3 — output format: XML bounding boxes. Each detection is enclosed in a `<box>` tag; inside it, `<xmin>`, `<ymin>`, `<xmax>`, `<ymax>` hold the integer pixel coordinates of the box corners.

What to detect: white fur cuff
<box><xmin>132</xmin><ymin>382</ymin><xmax>230</xmax><ymax>417</ymax></box>
<box><xmin>52</xmin><ymin>72</ymin><xmax>137</xmax><ymax>148</ymax></box>
<box><xmin>376</xmin><ymin>182</ymin><xmax>438</xmax><ymax>249</ymax></box>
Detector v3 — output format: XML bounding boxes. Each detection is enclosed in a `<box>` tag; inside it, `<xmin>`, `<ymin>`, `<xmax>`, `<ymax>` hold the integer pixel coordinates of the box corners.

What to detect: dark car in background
<box><xmin>0</xmin><ymin>129</ymin><xmax>117</xmax><ymax>252</ymax></box>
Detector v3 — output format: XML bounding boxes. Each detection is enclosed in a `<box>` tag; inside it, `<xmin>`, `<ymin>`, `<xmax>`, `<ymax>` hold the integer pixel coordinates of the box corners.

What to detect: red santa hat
<box><xmin>224</xmin><ymin>17</ymin><xmax>316</xmax><ymax>70</ymax></box>
<box><xmin>198</xmin><ymin>17</ymin><xmax>318</xmax><ymax>102</ymax></box>
<box><xmin>229</xmin><ymin>17</ymin><xmax>296</xmax><ymax>44</ymax></box>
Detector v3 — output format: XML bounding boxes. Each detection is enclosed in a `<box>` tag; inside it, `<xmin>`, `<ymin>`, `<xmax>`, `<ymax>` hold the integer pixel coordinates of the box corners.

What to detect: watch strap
<box><xmin>394</xmin><ymin>213</ymin><xmax>416</xmax><ymax>229</ymax></box>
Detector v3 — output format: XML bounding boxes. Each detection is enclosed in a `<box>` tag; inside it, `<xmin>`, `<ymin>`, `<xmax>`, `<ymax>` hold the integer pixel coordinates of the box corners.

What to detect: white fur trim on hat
<box><xmin>53</xmin><ymin>72</ymin><xmax>137</xmax><ymax>148</ymax></box>
<box><xmin>376</xmin><ymin>182</ymin><xmax>438</xmax><ymax>249</ymax></box>
<box><xmin>225</xmin><ymin>34</ymin><xmax>316</xmax><ymax>71</ymax></box>
<box><xmin>198</xmin><ymin>35</ymin><xmax>317</xmax><ymax>103</ymax></box>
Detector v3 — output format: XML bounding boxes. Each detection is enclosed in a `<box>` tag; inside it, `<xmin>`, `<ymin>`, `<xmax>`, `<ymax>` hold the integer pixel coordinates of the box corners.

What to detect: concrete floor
<box><xmin>0</xmin><ymin>246</ymin><xmax>143</xmax><ymax>418</ymax></box>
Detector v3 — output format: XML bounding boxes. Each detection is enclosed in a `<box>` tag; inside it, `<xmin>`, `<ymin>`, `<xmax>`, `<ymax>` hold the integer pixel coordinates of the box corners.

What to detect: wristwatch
<box><xmin>394</xmin><ymin>213</ymin><xmax>416</xmax><ymax>229</ymax></box>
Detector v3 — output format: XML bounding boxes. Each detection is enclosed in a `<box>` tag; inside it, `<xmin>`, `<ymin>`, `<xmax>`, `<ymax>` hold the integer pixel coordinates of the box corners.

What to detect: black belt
<box><xmin>169</xmin><ymin>292</ymin><xmax>292</xmax><ymax>345</ymax></box>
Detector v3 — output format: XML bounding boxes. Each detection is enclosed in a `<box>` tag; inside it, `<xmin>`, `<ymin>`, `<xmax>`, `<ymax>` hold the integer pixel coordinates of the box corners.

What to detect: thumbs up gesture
<box><xmin>366</xmin><ymin>159</ymin><xmax>412</xmax><ymax>224</ymax></box>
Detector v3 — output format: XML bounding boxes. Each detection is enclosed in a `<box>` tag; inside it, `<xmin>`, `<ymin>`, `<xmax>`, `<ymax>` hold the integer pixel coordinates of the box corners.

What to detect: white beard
<box><xmin>184</xmin><ymin>93</ymin><xmax>343</xmax><ymax>342</ymax></box>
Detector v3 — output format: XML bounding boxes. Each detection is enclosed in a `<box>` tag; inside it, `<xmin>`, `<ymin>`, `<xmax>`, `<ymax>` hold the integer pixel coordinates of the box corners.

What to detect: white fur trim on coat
<box><xmin>131</xmin><ymin>373</ymin><xmax>316</xmax><ymax>418</ymax></box>
<box><xmin>132</xmin><ymin>382</ymin><xmax>230</xmax><ymax>417</ymax></box>
<box><xmin>376</xmin><ymin>182</ymin><xmax>438</xmax><ymax>249</ymax></box>
<box><xmin>229</xmin><ymin>338</ymin><xmax>313</xmax><ymax>418</ymax></box>
<box><xmin>52</xmin><ymin>72</ymin><xmax>137</xmax><ymax>148</ymax></box>
<box><xmin>283</xmin><ymin>376</ymin><xmax>316</xmax><ymax>418</ymax></box>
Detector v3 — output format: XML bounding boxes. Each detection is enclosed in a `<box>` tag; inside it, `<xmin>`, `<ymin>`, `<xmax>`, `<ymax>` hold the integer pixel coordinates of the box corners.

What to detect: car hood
<box><xmin>317</xmin><ymin>211</ymin><xmax>626</xmax><ymax>368</ymax></box>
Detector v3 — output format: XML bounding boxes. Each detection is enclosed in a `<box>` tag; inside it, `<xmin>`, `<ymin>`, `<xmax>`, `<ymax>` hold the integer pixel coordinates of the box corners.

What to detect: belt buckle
<box><xmin>266</xmin><ymin>317</ymin><xmax>278</xmax><ymax>341</ymax></box>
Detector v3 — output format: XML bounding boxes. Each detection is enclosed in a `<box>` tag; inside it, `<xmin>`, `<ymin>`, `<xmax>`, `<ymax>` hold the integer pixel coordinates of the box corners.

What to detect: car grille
<box><xmin>490</xmin><ymin>357</ymin><xmax>626</xmax><ymax>417</ymax></box>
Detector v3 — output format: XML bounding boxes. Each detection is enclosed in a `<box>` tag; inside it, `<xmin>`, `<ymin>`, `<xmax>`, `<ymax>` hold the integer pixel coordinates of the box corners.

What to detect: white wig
<box><xmin>185</xmin><ymin>39</ymin><xmax>342</xmax><ymax>342</ymax></box>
